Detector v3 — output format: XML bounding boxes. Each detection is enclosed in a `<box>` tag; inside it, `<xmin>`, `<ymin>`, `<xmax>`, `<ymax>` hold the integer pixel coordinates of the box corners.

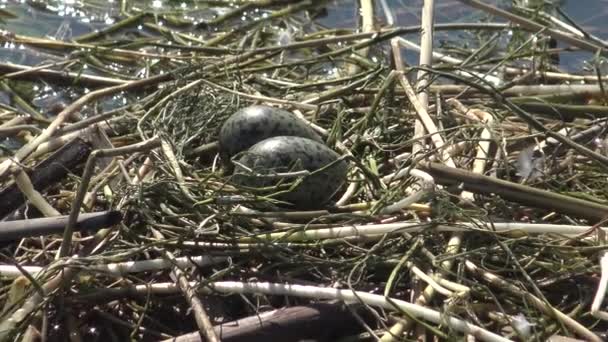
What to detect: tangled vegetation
<box><xmin>1</xmin><ymin>0</ymin><xmax>608</xmax><ymax>341</ymax></box>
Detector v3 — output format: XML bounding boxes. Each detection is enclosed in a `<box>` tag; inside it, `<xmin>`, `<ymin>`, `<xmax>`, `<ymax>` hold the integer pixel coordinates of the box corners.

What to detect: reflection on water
<box><xmin>321</xmin><ymin>0</ymin><xmax>607</xmax><ymax>71</ymax></box>
<box><xmin>1</xmin><ymin>1</ymin><xmax>114</xmax><ymax>38</ymax></box>
<box><xmin>0</xmin><ymin>0</ymin><xmax>606</xmax><ymax>123</ymax></box>
<box><xmin>2</xmin><ymin>1</ymin><xmax>606</xmax><ymax>39</ymax></box>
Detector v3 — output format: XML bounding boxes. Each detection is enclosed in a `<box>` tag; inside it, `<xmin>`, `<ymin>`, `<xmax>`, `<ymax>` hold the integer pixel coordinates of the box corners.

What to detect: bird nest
<box><xmin>1</xmin><ymin>1</ymin><xmax>608</xmax><ymax>341</ymax></box>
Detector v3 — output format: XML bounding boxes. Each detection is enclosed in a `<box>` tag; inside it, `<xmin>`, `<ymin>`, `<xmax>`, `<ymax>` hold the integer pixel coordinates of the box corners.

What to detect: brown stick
<box><xmin>419</xmin><ymin>162</ymin><xmax>608</xmax><ymax>221</ymax></box>
<box><xmin>0</xmin><ymin>211</ymin><xmax>122</xmax><ymax>242</ymax></box>
<box><xmin>161</xmin><ymin>303</ymin><xmax>369</xmax><ymax>342</ymax></box>
<box><xmin>0</xmin><ymin>62</ymin><xmax>128</xmax><ymax>87</ymax></box>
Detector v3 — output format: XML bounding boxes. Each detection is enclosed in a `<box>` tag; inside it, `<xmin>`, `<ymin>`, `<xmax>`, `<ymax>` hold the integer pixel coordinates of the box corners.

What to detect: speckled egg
<box><xmin>233</xmin><ymin>136</ymin><xmax>347</xmax><ymax>209</ymax></box>
<box><xmin>218</xmin><ymin>105</ymin><xmax>323</xmax><ymax>160</ymax></box>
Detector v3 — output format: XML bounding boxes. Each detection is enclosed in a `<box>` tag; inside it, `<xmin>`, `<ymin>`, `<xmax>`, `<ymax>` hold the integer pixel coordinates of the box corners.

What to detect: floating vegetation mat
<box><xmin>1</xmin><ymin>0</ymin><xmax>608</xmax><ymax>341</ymax></box>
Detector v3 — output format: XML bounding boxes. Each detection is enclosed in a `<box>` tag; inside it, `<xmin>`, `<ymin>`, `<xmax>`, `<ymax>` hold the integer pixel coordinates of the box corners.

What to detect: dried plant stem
<box><xmin>399</xmin><ymin>38</ymin><xmax>601</xmax><ymax>83</ymax></box>
<box><xmin>0</xmin><ymin>115</ymin><xmax>28</xmax><ymax>128</ymax></box>
<box><xmin>336</xmin><ymin>172</ymin><xmax>361</xmax><ymax>206</ymax></box>
<box><xmin>397</xmin><ymin>73</ymin><xmax>455</xmax><ymax>167</ymax></box>
<box><xmin>29</xmin><ymin>130</ymin><xmax>85</xmax><ymax>160</ymax></box>
<box><xmin>59</xmin><ymin>137</ymin><xmax>161</xmax><ymax>258</ymax></box>
<box><xmin>242</xmin><ymin>220</ymin><xmax>603</xmax><ymax>243</ymax></box>
<box><xmin>14</xmin><ymin>171</ymin><xmax>60</xmax><ymax>217</ymax></box>
<box><xmin>428</xmin><ymin>67</ymin><xmax>608</xmax><ymax>168</ymax></box>
<box><xmin>0</xmin><ymin>60</ymin><xmax>71</xmax><ymax>81</ymax></box>
<box><xmin>0</xmin><ymin>81</ymin><xmax>45</xmax><ymax>121</ymax></box>
<box><xmin>419</xmin><ymin>161</ymin><xmax>608</xmax><ymax>221</ymax></box>
<box><xmin>0</xmin><ymin>125</ymin><xmax>41</xmax><ymax>136</ymax></box>
<box><xmin>449</xmin><ymin>99</ymin><xmax>495</xmax><ymax>202</ymax></box>
<box><xmin>199</xmin><ymin>79</ymin><xmax>318</xmax><ymax>111</ymax></box>
<box><xmin>2</xmin><ymin>33</ymin><xmax>190</xmax><ymax>60</ymax></box>
<box><xmin>160</xmin><ymin>139</ymin><xmax>197</xmax><ymax>203</ymax></box>
<box><xmin>465</xmin><ymin>260</ymin><xmax>601</xmax><ymax>341</ymax></box>
<box><xmin>133</xmin><ymin>156</ymin><xmax>154</xmax><ymax>184</ymax></box>
<box><xmin>150</xmin><ymin>228</ymin><xmax>219</xmax><ymax>342</ymax></box>
<box><xmin>417</xmin><ymin>0</ymin><xmax>434</xmax><ymax>112</ymax></box>
<box><xmin>68</xmin><ymin>281</ymin><xmax>512</xmax><ymax>342</ymax></box>
<box><xmin>410</xmin><ymin>0</ymin><xmax>435</xmax><ymax>163</ymax></box>
<box><xmin>153</xmin><ymin>23</ymin><xmax>507</xmax><ymax>55</ymax></box>
<box><xmin>0</xmin><ymin>62</ymin><xmax>127</xmax><ymax>87</ymax></box>
<box><xmin>386</xmin><ymin>4</ymin><xmax>461</xmax><ymax>339</ymax></box>
<box><xmin>57</xmin><ymin>106</ymin><xmax>131</xmax><ymax>135</ymax></box>
<box><xmin>0</xmin><ymin>211</ymin><xmax>120</xmax><ymax>243</ymax></box>
<box><xmin>348</xmin><ymin>0</ymin><xmax>374</xmax><ymax>75</ymax></box>
<box><xmin>0</xmin><ymin>259</ymin><xmax>76</xmax><ymax>340</ymax></box>
<box><xmin>380</xmin><ymin>169</ymin><xmax>434</xmax><ymax>214</ymax></box>
<box><xmin>206</xmin><ymin>282</ymin><xmax>511</xmax><ymax>342</ymax></box>
<box><xmin>0</xmin><ymin>255</ymin><xmax>227</xmax><ymax>278</ymax></box>
<box><xmin>591</xmin><ymin>252</ymin><xmax>608</xmax><ymax>320</ymax></box>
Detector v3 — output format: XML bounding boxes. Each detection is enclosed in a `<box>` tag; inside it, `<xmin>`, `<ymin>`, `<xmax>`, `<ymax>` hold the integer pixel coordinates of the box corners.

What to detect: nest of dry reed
<box><xmin>1</xmin><ymin>0</ymin><xmax>608</xmax><ymax>341</ymax></box>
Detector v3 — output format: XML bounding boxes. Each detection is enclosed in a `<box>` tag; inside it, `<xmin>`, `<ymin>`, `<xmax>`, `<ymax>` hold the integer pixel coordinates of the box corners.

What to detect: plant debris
<box><xmin>1</xmin><ymin>0</ymin><xmax>608</xmax><ymax>341</ymax></box>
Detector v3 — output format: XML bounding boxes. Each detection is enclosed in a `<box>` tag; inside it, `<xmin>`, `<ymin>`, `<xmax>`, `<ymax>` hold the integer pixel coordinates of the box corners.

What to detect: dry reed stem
<box><xmin>59</xmin><ymin>137</ymin><xmax>161</xmax><ymax>257</ymax></box>
<box><xmin>150</xmin><ymin>228</ymin><xmax>220</xmax><ymax>342</ymax></box>
<box><xmin>465</xmin><ymin>260</ymin><xmax>601</xmax><ymax>341</ymax></box>
<box><xmin>14</xmin><ymin>171</ymin><xmax>60</xmax><ymax>217</ymax></box>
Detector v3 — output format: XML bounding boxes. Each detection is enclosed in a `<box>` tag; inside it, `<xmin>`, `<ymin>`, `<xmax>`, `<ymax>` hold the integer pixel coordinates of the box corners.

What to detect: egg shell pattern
<box><xmin>218</xmin><ymin>105</ymin><xmax>323</xmax><ymax>160</ymax></box>
<box><xmin>233</xmin><ymin>136</ymin><xmax>348</xmax><ymax>209</ymax></box>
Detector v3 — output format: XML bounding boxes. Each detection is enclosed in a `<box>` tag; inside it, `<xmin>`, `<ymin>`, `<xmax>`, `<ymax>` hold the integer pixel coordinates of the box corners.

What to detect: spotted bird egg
<box><xmin>233</xmin><ymin>136</ymin><xmax>347</xmax><ymax>209</ymax></box>
<box><xmin>218</xmin><ymin>105</ymin><xmax>323</xmax><ymax>161</ymax></box>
